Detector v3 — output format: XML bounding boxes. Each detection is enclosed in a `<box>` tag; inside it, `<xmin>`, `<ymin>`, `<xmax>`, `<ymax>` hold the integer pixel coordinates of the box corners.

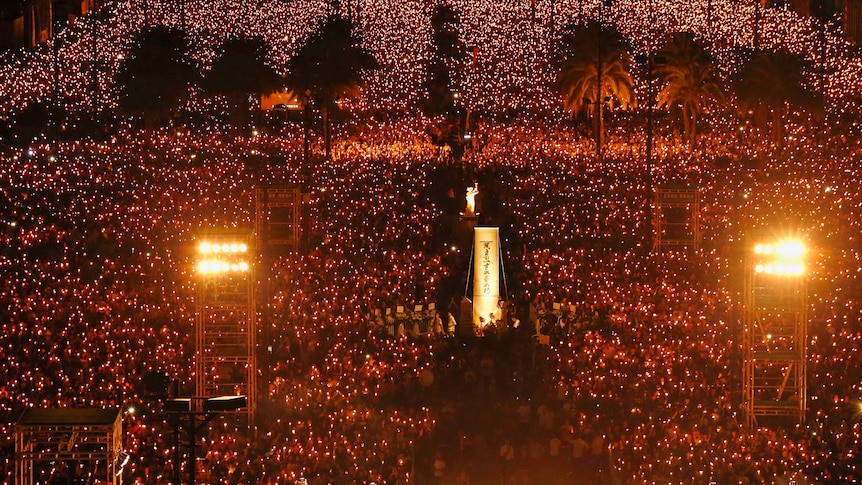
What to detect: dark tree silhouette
<box><xmin>732</xmin><ymin>49</ymin><xmax>822</xmax><ymax>145</ymax></box>
<box><xmin>425</xmin><ymin>3</ymin><xmax>464</xmax><ymax>117</ymax></box>
<box><xmin>553</xmin><ymin>21</ymin><xmax>635</xmax><ymax>158</ymax></box>
<box><xmin>203</xmin><ymin>36</ymin><xmax>283</xmax><ymax>131</ymax></box>
<box><xmin>284</xmin><ymin>13</ymin><xmax>378</xmax><ymax>159</ymax></box>
<box><xmin>653</xmin><ymin>32</ymin><xmax>724</xmax><ymax>148</ymax></box>
<box><xmin>115</xmin><ymin>26</ymin><xmax>199</xmax><ymax>130</ymax></box>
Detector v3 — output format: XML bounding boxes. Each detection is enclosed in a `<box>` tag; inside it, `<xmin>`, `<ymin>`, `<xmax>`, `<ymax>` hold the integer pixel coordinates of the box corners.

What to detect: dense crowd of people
<box><xmin>1</xmin><ymin>0</ymin><xmax>862</xmax><ymax>484</ymax></box>
<box><xmin>1</xmin><ymin>0</ymin><xmax>860</xmax><ymax>122</ymax></box>
<box><xmin>0</xmin><ymin>111</ymin><xmax>860</xmax><ymax>484</ymax></box>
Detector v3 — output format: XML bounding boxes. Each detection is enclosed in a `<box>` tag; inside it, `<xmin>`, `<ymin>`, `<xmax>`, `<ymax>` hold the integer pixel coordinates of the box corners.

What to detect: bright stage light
<box><xmin>754</xmin><ymin>263</ymin><xmax>804</xmax><ymax>276</ymax></box>
<box><xmin>775</xmin><ymin>240</ymin><xmax>805</xmax><ymax>259</ymax></box>
<box><xmin>197</xmin><ymin>260</ymin><xmax>250</xmax><ymax>274</ymax></box>
<box><xmin>198</xmin><ymin>241</ymin><xmax>248</xmax><ymax>254</ymax></box>
<box><xmin>196</xmin><ymin>230</ymin><xmax>253</xmax><ymax>277</ymax></box>
<box><xmin>752</xmin><ymin>239</ymin><xmax>806</xmax><ymax>276</ymax></box>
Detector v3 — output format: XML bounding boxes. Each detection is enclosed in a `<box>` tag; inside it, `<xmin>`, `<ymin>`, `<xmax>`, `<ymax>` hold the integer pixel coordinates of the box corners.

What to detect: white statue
<box><xmin>465</xmin><ymin>183</ymin><xmax>479</xmax><ymax>217</ymax></box>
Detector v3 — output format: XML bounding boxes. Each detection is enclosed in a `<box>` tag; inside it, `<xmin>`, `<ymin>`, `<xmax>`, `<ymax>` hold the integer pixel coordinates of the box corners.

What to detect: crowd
<box><xmin>1</xmin><ymin>0</ymin><xmax>862</xmax><ymax>484</ymax></box>
<box><xmin>1</xmin><ymin>0</ymin><xmax>860</xmax><ymax>121</ymax></box>
<box><xmin>0</xmin><ymin>109</ymin><xmax>860</xmax><ymax>484</ymax></box>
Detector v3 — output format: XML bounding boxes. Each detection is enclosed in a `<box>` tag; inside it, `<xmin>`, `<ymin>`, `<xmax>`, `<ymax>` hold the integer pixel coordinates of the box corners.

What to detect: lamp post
<box><xmin>596</xmin><ymin>0</ymin><xmax>603</xmax><ymax>160</ymax></box>
<box><xmin>753</xmin><ymin>0</ymin><xmax>761</xmax><ymax>49</ymax></box>
<box><xmin>51</xmin><ymin>31</ymin><xmax>60</xmax><ymax>147</ymax></box>
<box><xmin>302</xmin><ymin>88</ymin><xmax>312</xmax><ymax>251</ymax></box>
<box><xmin>644</xmin><ymin>0</ymin><xmax>657</xmax><ymax>252</ymax></box>
<box><xmin>594</xmin><ymin>0</ymin><xmax>614</xmax><ymax>161</ymax></box>
<box><xmin>303</xmin><ymin>89</ymin><xmax>311</xmax><ymax>187</ymax></box>
<box><xmin>549</xmin><ymin>0</ymin><xmax>555</xmax><ymax>57</ymax></box>
<box><xmin>90</xmin><ymin>1</ymin><xmax>99</xmax><ymax>118</ymax></box>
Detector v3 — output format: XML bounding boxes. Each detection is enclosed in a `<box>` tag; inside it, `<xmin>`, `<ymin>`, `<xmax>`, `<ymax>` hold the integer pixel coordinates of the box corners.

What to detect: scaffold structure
<box><xmin>194</xmin><ymin>228</ymin><xmax>256</xmax><ymax>425</ymax></box>
<box><xmin>742</xmin><ymin>237</ymin><xmax>808</xmax><ymax>427</ymax></box>
<box><xmin>15</xmin><ymin>408</ymin><xmax>123</xmax><ymax>485</ymax></box>
<box><xmin>653</xmin><ymin>184</ymin><xmax>700</xmax><ymax>253</ymax></box>
<box><xmin>255</xmin><ymin>185</ymin><xmax>302</xmax><ymax>254</ymax></box>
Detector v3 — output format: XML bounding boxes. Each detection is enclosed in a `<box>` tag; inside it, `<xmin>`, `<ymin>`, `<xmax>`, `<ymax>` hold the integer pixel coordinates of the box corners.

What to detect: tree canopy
<box><xmin>553</xmin><ymin>21</ymin><xmax>635</xmax><ymax>157</ymax></box>
<box><xmin>285</xmin><ymin>13</ymin><xmax>378</xmax><ymax>158</ymax></box>
<box><xmin>115</xmin><ymin>26</ymin><xmax>199</xmax><ymax>130</ymax></box>
<box><xmin>203</xmin><ymin>36</ymin><xmax>283</xmax><ymax>128</ymax></box>
<box><xmin>732</xmin><ymin>49</ymin><xmax>822</xmax><ymax>145</ymax></box>
<box><xmin>653</xmin><ymin>31</ymin><xmax>724</xmax><ymax>147</ymax></box>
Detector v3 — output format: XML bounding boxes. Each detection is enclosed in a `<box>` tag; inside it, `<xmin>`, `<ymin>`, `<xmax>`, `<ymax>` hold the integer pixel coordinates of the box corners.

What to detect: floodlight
<box><xmin>197</xmin><ymin>259</ymin><xmax>250</xmax><ymax>274</ymax></box>
<box><xmin>752</xmin><ymin>238</ymin><xmax>806</xmax><ymax>277</ymax></box>
<box><xmin>198</xmin><ymin>240</ymin><xmax>249</xmax><ymax>255</ymax></box>
<box><xmin>775</xmin><ymin>240</ymin><xmax>805</xmax><ymax>259</ymax></box>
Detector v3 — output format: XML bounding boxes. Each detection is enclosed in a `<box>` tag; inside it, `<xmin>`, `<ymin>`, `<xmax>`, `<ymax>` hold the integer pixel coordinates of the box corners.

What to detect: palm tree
<box><xmin>115</xmin><ymin>26</ymin><xmax>199</xmax><ymax>130</ymax></box>
<box><xmin>732</xmin><ymin>49</ymin><xmax>822</xmax><ymax>145</ymax></box>
<box><xmin>203</xmin><ymin>36</ymin><xmax>283</xmax><ymax>131</ymax></box>
<box><xmin>284</xmin><ymin>13</ymin><xmax>378</xmax><ymax>159</ymax></box>
<box><xmin>424</xmin><ymin>3</ymin><xmax>463</xmax><ymax>117</ymax></box>
<box><xmin>553</xmin><ymin>21</ymin><xmax>635</xmax><ymax>158</ymax></box>
<box><xmin>653</xmin><ymin>32</ymin><xmax>724</xmax><ymax>147</ymax></box>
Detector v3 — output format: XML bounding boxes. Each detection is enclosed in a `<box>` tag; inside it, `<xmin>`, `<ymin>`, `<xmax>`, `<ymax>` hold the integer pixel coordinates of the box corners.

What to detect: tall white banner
<box><xmin>473</xmin><ymin>227</ymin><xmax>500</xmax><ymax>328</ymax></box>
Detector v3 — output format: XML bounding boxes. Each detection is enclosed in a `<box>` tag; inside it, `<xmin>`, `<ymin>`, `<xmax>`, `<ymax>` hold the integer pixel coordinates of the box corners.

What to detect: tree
<box><xmin>284</xmin><ymin>13</ymin><xmax>378</xmax><ymax>159</ymax></box>
<box><xmin>732</xmin><ymin>49</ymin><xmax>822</xmax><ymax>145</ymax></box>
<box><xmin>203</xmin><ymin>36</ymin><xmax>283</xmax><ymax>131</ymax></box>
<box><xmin>653</xmin><ymin>32</ymin><xmax>724</xmax><ymax>147</ymax></box>
<box><xmin>553</xmin><ymin>21</ymin><xmax>635</xmax><ymax>158</ymax></box>
<box><xmin>424</xmin><ymin>3</ymin><xmax>464</xmax><ymax>117</ymax></box>
<box><xmin>115</xmin><ymin>26</ymin><xmax>199</xmax><ymax>130</ymax></box>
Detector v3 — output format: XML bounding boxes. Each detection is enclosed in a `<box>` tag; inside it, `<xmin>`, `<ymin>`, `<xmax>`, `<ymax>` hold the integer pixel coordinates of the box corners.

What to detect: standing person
<box><xmin>433</xmin><ymin>312</ymin><xmax>444</xmax><ymax>336</ymax></box>
<box><xmin>447</xmin><ymin>312</ymin><xmax>457</xmax><ymax>336</ymax></box>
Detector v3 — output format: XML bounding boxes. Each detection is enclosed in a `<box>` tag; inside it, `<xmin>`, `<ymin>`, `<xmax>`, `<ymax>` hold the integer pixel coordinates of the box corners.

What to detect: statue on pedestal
<box><xmin>464</xmin><ymin>183</ymin><xmax>479</xmax><ymax>217</ymax></box>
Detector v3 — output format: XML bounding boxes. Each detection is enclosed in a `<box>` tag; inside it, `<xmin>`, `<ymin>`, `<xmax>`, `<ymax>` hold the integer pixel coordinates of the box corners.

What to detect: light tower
<box><xmin>742</xmin><ymin>236</ymin><xmax>807</xmax><ymax>427</ymax></box>
<box><xmin>194</xmin><ymin>228</ymin><xmax>256</xmax><ymax>425</ymax></box>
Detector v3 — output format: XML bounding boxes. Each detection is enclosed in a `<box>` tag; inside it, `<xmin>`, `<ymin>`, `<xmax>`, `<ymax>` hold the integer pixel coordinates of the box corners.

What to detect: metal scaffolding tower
<box><xmin>653</xmin><ymin>184</ymin><xmax>700</xmax><ymax>253</ymax></box>
<box><xmin>195</xmin><ymin>228</ymin><xmax>256</xmax><ymax>425</ymax></box>
<box><xmin>742</xmin><ymin>238</ymin><xmax>807</xmax><ymax>427</ymax></box>
<box><xmin>255</xmin><ymin>185</ymin><xmax>302</xmax><ymax>254</ymax></box>
<box><xmin>15</xmin><ymin>408</ymin><xmax>123</xmax><ymax>485</ymax></box>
